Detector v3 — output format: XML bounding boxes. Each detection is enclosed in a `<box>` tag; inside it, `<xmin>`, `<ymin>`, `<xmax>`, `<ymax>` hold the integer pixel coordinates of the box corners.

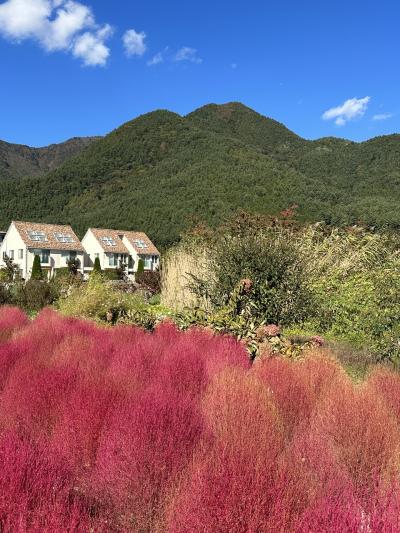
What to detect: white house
<box><xmin>82</xmin><ymin>228</ymin><xmax>160</xmax><ymax>277</ymax></box>
<box><xmin>0</xmin><ymin>221</ymin><xmax>84</xmax><ymax>279</ymax></box>
<box><xmin>82</xmin><ymin>228</ymin><xmax>130</xmax><ymax>274</ymax></box>
<box><xmin>121</xmin><ymin>231</ymin><xmax>160</xmax><ymax>272</ymax></box>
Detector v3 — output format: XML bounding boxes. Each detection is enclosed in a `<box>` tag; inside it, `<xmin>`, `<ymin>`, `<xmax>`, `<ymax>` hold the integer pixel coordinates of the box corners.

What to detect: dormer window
<box><xmin>101</xmin><ymin>236</ymin><xmax>117</xmax><ymax>246</ymax></box>
<box><xmin>27</xmin><ymin>230</ymin><xmax>48</xmax><ymax>242</ymax></box>
<box><xmin>54</xmin><ymin>232</ymin><xmax>74</xmax><ymax>243</ymax></box>
<box><xmin>134</xmin><ymin>239</ymin><xmax>148</xmax><ymax>249</ymax></box>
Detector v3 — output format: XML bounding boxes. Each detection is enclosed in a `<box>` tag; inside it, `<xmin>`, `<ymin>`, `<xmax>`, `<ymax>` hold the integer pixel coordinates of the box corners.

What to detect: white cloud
<box><xmin>0</xmin><ymin>0</ymin><xmax>112</xmax><ymax>66</ymax></box>
<box><xmin>372</xmin><ymin>112</ymin><xmax>393</xmax><ymax>121</ymax></box>
<box><xmin>72</xmin><ymin>25</ymin><xmax>112</xmax><ymax>66</ymax></box>
<box><xmin>123</xmin><ymin>28</ymin><xmax>146</xmax><ymax>57</ymax></box>
<box><xmin>174</xmin><ymin>46</ymin><xmax>202</xmax><ymax>64</ymax></box>
<box><xmin>147</xmin><ymin>50</ymin><xmax>164</xmax><ymax>66</ymax></box>
<box><xmin>322</xmin><ymin>96</ymin><xmax>370</xmax><ymax>126</ymax></box>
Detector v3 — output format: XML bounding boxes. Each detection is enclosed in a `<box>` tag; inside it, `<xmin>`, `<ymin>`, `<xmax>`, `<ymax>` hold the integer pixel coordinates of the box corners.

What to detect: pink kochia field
<box><xmin>1</xmin><ymin>307</ymin><xmax>400</xmax><ymax>531</ymax></box>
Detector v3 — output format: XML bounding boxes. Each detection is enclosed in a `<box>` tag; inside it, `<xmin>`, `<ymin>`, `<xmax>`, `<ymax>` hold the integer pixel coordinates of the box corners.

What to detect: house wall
<box><xmin>122</xmin><ymin>237</ymin><xmax>160</xmax><ymax>272</ymax></box>
<box><xmin>0</xmin><ymin>223</ymin><xmax>28</xmax><ymax>278</ymax></box>
<box><xmin>26</xmin><ymin>249</ymin><xmax>84</xmax><ymax>278</ymax></box>
<box><xmin>81</xmin><ymin>231</ymin><xmax>128</xmax><ymax>272</ymax></box>
<box><xmin>82</xmin><ymin>231</ymin><xmax>106</xmax><ymax>270</ymax></box>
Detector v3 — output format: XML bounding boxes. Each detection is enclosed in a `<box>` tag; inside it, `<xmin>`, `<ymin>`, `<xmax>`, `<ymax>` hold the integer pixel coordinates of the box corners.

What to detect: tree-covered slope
<box><xmin>0</xmin><ymin>136</ymin><xmax>99</xmax><ymax>180</ymax></box>
<box><xmin>0</xmin><ymin>102</ymin><xmax>399</xmax><ymax>247</ymax></box>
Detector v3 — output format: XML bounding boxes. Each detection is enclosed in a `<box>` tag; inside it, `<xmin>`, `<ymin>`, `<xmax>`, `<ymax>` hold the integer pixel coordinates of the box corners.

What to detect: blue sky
<box><xmin>0</xmin><ymin>0</ymin><xmax>399</xmax><ymax>146</ymax></box>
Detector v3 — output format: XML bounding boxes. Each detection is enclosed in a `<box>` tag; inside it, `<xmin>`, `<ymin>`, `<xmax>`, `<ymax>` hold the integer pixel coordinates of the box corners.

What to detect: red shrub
<box><xmin>253</xmin><ymin>354</ymin><xmax>343</xmax><ymax>438</ymax></box>
<box><xmin>368</xmin><ymin>367</ymin><xmax>400</xmax><ymax>422</ymax></box>
<box><xmin>94</xmin><ymin>386</ymin><xmax>205</xmax><ymax>530</ymax></box>
<box><xmin>0</xmin><ymin>306</ymin><xmax>28</xmax><ymax>342</ymax></box>
<box><xmin>1</xmin><ymin>307</ymin><xmax>400</xmax><ymax>531</ymax></box>
<box><xmin>168</xmin><ymin>369</ymin><xmax>284</xmax><ymax>532</ymax></box>
<box><xmin>0</xmin><ymin>430</ymin><xmax>106</xmax><ymax>532</ymax></box>
<box><xmin>312</xmin><ymin>379</ymin><xmax>400</xmax><ymax>491</ymax></box>
<box><xmin>51</xmin><ymin>376</ymin><xmax>121</xmax><ymax>475</ymax></box>
<box><xmin>273</xmin><ymin>429</ymin><xmax>354</xmax><ymax>529</ymax></box>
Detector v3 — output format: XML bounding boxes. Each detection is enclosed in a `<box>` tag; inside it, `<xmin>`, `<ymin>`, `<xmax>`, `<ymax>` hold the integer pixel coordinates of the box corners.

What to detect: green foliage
<box><xmin>1</xmin><ymin>103</ymin><xmax>400</xmax><ymax>248</ymax></box>
<box><xmin>169</xmin><ymin>220</ymin><xmax>400</xmax><ymax>363</ymax></box>
<box><xmin>12</xmin><ymin>280</ymin><xmax>59</xmax><ymax>312</ymax></box>
<box><xmin>58</xmin><ymin>273</ymin><xmax>172</xmax><ymax>328</ymax></box>
<box><xmin>0</xmin><ymin>284</ymin><xmax>11</xmax><ymax>305</ymax></box>
<box><xmin>102</xmin><ymin>269</ymin><xmax>121</xmax><ymax>281</ymax></box>
<box><xmin>31</xmin><ymin>255</ymin><xmax>43</xmax><ymax>280</ymax></box>
<box><xmin>93</xmin><ymin>257</ymin><xmax>102</xmax><ymax>274</ymax></box>
<box><xmin>66</xmin><ymin>257</ymin><xmax>81</xmax><ymax>276</ymax></box>
<box><xmin>136</xmin><ymin>259</ymin><xmax>145</xmax><ymax>277</ymax></box>
<box><xmin>55</xmin><ymin>267</ymin><xmax>71</xmax><ymax>278</ymax></box>
<box><xmin>0</xmin><ymin>254</ymin><xmax>18</xmax><ymax>282</ymax></box>
<box><xmin>188</xmin><ymin>221</ymin><xmax>312</xmax><ymax>326</ymax></box>
<box><xmin>0</xmin><ymin>270</ymin><xmax>10</xmax><ymax>283</ymax></box>
<box><xmin>295</xmin><ymin>225</ymin><xmax>400</xmax><ymax>362</ymax></box>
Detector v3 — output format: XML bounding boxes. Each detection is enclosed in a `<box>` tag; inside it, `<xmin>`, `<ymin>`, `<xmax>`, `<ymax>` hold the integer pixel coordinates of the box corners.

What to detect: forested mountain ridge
<box><xmin>0</xmin><ymin>136</ymin><xmax>100</xmax><ymax>180</ymax></box>
<box><xmin>0</xmin><ymin>102</ymin><xmax>399</xmax><ymax>247</ymax></box>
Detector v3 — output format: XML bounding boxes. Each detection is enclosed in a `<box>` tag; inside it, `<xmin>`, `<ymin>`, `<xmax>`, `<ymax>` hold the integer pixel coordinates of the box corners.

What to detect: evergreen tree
<box><xmin>31</xmin><ymin>255</ymin><xmax>43</xmax><ymax>280</ymax></box>
<box><xmin>136</xmin><ymin>258</ymin><xmax>145</xmax><ymax>282</ymax></box>
<box><xmin>93</xmin><ymin>257</ymin><xmax>102</xmax><ymax>274</ymax></box>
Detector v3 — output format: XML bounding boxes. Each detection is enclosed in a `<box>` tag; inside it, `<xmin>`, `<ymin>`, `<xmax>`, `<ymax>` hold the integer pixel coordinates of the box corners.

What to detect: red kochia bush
<box><xmin>0</xmin><ymin>430</ymin><xmax>104</xmax><ymax>532</ymax></box>
<box><xmin>0</xmin><ymin>306</ymin><xmax>28</xmax><ymax>342</ymax></box>
<box><xmin>2</xmin><ymin>307</ymin><xmax>400</xmax><ymax>531</ymax></box>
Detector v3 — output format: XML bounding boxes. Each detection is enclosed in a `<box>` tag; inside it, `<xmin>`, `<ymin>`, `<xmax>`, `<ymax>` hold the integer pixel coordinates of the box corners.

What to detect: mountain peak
<box><xmin>186</xmin><ymin>101</ymin><xmax>302</xmax><ymax>153</ymax></box>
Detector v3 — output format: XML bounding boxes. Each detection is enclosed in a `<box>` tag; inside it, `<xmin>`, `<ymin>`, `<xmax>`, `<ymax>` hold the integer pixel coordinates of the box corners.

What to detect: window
<box><xmin>140</xmin><ymin>255</ymin><xmax>152</xmax><ymax>269</ymax></box>
<box><xmin>62</xmin><ymin>251</ymin><xmax>77</xmax><ymax>265</ymax></box>
<box><xmin>54</xmin><ymin>232</ymin><xmax>74</xmax><ymax>243</ymax></box>
<box><xmin>101</xmin><ymin>236</ymin><xmax>116</xmax><ymax>246</ymax></box>
<box><xmin>18</xmin><ymin>249</ymin><xmax>23</xmax><ymax>259</ymax></box>
<box><xmin>27</xmin><ymin>230</ymin><xmax>48</xmax><ymax>242</ymax></box>
<box><xmin>108</xmin><ymin>254</ymin><xmax>118</xmax><ymax>267</ymax></box>
<box><xmin>32</xmin><ymin>249</ymin><xmax>50</xmax><ymax>264</ymax></box>
<box><xmin>134</xmin><ymin>239</ymin><xmax>148</xmax><ymax>249</ymax></box>
<box><xmin>9</xmin><ymin>250</ymin><xmax>14</xmax><ymax>260</ymax></box>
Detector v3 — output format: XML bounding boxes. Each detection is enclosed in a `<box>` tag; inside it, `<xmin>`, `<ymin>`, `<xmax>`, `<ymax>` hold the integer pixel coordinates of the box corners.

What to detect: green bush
<box><xmin>55</xmin><ymin>267</ymin><xmax>71</xmax><ymax>278</ymax></box>
<box><xmin>102</xmin><ymin>269</ymin><xmax>121</xmax><ymax>281</ymax></box>
<box><xmin>58</xmin><ymin>274</ymin><xmax>141</xmax><ymax>322</ymax></box>
<box><xmin>0</xmin><ymin>270</ymin><xmax>9</xmax><ymax>283</ymax></box>
<box><xmin>298</xmin><ymin>225</ymin><xmax>400</xmax><ymax>361</ymax></box>
<box><xmin>0</xmin><ymin>284</ymin><xmax>11</xmax><ymax>305</ymax></box>
<box><xmin>13</xmin><ymin>280</ymin><xmax>59</xmax><ymax>312</ymax></box>
<box><xmin>188</xmin><ymin>224</ymin><xmax>312</xmax><ymax>326</ymax></box>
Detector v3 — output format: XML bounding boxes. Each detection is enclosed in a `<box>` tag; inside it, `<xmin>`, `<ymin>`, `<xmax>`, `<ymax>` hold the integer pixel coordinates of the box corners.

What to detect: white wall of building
<box><xmin>0</xmin><ymin>223</ymin><xmax>28</xmax><ymax>278</ymax></box>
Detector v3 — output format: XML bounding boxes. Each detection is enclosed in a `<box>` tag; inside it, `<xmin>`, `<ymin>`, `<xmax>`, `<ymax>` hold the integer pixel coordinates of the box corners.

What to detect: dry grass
<box><xmin>161</xmin><ymin>246</ymin><xmax>212</xmax><ymax>311</ymax></box>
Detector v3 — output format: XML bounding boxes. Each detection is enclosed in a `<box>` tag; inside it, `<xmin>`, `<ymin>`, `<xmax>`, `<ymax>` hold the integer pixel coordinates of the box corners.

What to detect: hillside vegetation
<box><xmin>0</xmin><ymin>137</ymin><xmax>98</xmax><ymax>181</ymax></box>
<box><xmin>0</xmin><ymin>102</ymin><xmax>400</xmax><ymax>245</ymax></box>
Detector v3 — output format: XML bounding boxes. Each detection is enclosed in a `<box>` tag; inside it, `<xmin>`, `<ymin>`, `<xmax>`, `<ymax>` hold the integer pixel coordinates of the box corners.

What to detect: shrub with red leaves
<box><xmin>0</xmin><ymin>307</ymin><xmax>400</xmax><ymax>531</ymax></box>
<box><xmin>0</xmin><ymin>306</ymin><xmax>28</xmax><ymax>342</ymax></box>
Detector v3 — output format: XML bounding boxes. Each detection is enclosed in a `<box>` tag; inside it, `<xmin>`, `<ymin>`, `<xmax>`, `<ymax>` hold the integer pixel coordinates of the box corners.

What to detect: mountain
<box><xmin>0</xmin><ymin>136</ymin><xmax>100</xmax><ymax>180</ymax></box>
<box><xmin>0</xmin><ymin>102</ymin><xmax>399</xmax><ymax>246</ymax></box>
